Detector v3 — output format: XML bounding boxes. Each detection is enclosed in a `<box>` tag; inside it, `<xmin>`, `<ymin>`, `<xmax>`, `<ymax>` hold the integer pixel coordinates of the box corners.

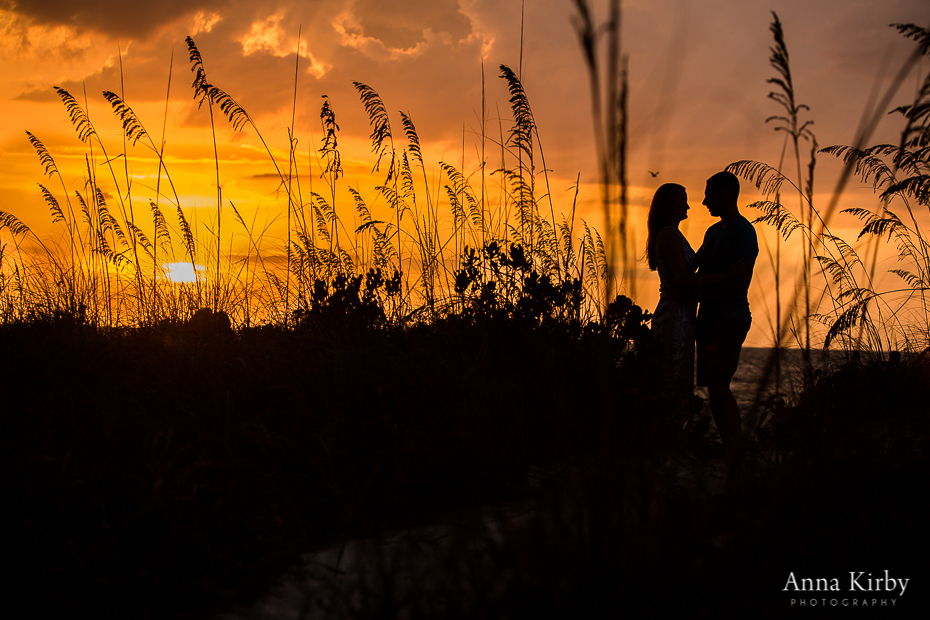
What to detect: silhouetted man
<box><xmin>696</xmin><ymin>171</ymin><xmax>758</xmax><ymax>454</ymax></box>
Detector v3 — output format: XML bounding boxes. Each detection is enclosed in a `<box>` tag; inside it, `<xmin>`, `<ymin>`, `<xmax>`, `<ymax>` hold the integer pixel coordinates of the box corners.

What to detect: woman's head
<box><xmin>646</xmin><ymin>183</ymin><xmax>687</xmax><ymax>270</ymax></box>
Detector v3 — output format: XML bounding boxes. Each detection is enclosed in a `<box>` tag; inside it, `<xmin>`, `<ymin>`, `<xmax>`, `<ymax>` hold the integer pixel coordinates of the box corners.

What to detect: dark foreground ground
<box><xmin>3</xmin><ymin>300</ymin><xmax>929</xmax><ymax>618</ymax></box>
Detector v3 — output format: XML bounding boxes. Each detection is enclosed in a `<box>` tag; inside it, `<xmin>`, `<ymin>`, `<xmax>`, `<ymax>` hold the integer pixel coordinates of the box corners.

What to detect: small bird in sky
<box><xmin>648</xmin><ymin>170</ymin><xmax>659</xmax><ymax>177</ymax></box>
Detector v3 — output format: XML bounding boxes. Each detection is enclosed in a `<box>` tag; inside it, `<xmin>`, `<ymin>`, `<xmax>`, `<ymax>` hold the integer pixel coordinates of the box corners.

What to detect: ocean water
<box><xmin>719</xmin><ymin>346</ymin><xmax>860</xmax><ymax>413</ymax></box>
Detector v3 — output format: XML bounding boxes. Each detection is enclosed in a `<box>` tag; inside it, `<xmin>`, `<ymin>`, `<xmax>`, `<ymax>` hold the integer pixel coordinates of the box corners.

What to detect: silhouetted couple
<box><xmin>647</xmin><ymin>171</ymin><xmax>758</xmax><ymax>454</ymax></box>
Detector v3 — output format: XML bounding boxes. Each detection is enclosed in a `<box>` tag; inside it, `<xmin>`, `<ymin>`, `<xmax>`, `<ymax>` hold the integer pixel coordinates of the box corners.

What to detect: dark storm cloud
<box><xmin>13</xmin><ymin>53</ymin><xmax>166</xmax><ymax>103</ymax></box>
<box><xmin>353</xmin><ymin>0</ymin><xmax>471</xmax><ymax>49</ymax></box>
<box><xmin>0</xmin><ymin>0</ymin><xmax>231</xmax><ymax>37</ymax></box>
<box><xmin>13</xmin><ymin>86</ymin><xmax>59</xmax><ymax>102</ymax></box>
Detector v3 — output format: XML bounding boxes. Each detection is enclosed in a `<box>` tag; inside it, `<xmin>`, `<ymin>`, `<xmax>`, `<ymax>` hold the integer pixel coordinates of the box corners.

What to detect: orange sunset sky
<box><xmin>0</xmin><ymin>0</ymin><xmax>928</xmax><ymax>346</ymax></box>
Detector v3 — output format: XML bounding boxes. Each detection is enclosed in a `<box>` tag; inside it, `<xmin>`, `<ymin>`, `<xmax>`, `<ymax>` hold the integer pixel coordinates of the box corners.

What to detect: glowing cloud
<box><xmin>240</xmin><ymin>12</ymin><xmax>285</xmax><ymax>55</ymax></box>
<box><xmin>191</xmin><ymin>10</ymin><xmax>221</xmax><ymax>35</ymax></box>
<box><xmin>239</xmin><ymin>12</ymin><xmax>331</xmax><ymax>78</ymax></box>
<box><xmin>0</xmin><ymin>9</ymin><xmax>94</xmax><ymax>58</ymax></box>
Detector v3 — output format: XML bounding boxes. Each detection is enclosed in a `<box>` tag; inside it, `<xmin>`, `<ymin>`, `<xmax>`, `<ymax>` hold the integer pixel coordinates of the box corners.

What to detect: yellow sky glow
<box><xmin>1</xmin><ymin>0</ymin><xmax>928</xmax><ymax>346</ymax></box>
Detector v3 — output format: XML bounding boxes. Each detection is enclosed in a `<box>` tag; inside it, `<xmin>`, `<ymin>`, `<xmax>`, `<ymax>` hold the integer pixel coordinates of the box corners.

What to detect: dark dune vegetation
<box><xmin>3</xmin><ymin>6</ymin><xmax>930</xmax><ymax>618</ymax></box>
<box><xmin>1</xmin><ymin>282</ymin><xmax>667</xmax><ymax>617</ymax></box>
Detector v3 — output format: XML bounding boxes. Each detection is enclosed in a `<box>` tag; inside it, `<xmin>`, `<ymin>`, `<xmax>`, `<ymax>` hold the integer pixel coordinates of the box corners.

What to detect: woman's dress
<box><xmin>651</xmin><ymin>228</ymin><xmax>698</xmax><ymax>388</ymax></box>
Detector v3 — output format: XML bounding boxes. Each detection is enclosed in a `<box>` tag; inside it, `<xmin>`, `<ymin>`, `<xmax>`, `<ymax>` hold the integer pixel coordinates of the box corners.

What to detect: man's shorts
<box><xmin>695</xmin><ymin>313</ymin><xmax>751</xmax><ymax>387</ymax></box>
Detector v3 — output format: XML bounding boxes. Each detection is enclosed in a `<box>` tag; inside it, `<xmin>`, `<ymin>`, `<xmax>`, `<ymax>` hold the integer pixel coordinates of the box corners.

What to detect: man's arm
<box><xmin>697</xmin><ymin>262</ymin><xmax>752</xmax><ymax>300</ymax></box>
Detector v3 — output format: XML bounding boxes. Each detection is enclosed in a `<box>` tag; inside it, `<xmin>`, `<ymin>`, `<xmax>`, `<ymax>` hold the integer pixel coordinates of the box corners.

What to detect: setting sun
<box><xmin>163</xmin><ymin>262</ymin><xmax>200</xmax><ymax>283</ymax></box>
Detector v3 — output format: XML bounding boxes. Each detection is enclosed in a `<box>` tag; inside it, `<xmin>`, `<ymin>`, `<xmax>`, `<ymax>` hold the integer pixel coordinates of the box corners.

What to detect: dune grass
<box><xmin>3</xmin><ymin>34</ymin><xmax>612</xmax><ymax>332</ymax></box>
<box><xmin>729</xmin><ymin>16</ymin><xmax>930</xmax><ymax>357</ymax></box>
<box><xmin>2</xmin><ymin>274</ymin><xmax>668</xmax><ymax>618</ymax></box>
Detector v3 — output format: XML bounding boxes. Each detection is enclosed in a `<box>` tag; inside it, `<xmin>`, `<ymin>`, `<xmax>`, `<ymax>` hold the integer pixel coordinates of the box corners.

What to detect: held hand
<box><xmin>726</xmin><ymin>259</ymin><xmax>750</xmax><ymax>279</ymax></box>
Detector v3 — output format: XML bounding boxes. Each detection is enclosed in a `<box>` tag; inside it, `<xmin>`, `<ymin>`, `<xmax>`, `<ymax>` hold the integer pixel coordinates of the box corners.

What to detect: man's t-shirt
<box><xmin>697</xmin><ymin>214</ymin><xmax>759</xmax><ymax>323</ymax></box>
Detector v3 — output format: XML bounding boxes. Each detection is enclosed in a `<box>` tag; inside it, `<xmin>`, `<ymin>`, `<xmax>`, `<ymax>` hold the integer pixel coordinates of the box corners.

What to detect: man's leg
<box><xmin>696</xmin><ymin>314</ymin><xmax>750</xmax><ymax>454</ymax></box>
<box><xmin>707</xmin><ymin>382</ymin><xmax>741</xmax><ymax>451</ymax></box>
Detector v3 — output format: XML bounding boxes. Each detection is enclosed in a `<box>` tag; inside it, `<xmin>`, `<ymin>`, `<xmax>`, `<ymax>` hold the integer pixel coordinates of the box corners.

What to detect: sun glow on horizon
<box><xmin>164</xmin><ymin>262</ymin><xmax>200</xmax><ymax>283</ymax></box>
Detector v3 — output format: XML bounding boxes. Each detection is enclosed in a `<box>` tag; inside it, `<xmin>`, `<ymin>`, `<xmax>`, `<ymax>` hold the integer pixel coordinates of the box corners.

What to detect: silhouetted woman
<box><xmin>646</xmin><ymin>183</ymin><xmax>742</xmax><ymax>390</ymax></box>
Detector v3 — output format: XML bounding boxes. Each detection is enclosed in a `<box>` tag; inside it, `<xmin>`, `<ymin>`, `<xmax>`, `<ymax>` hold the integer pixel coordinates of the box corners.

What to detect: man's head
<box><xmin>703</xmin><ymin>171</ymin><xmax>740</xmax><ymax>219</ymax></box>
